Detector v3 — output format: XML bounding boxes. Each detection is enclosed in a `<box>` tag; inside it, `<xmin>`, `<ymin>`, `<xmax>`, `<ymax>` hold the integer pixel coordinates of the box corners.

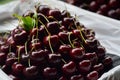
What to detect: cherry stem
<box><xmin>59</xmin><ymin>40</ymin><xmax>65</xmax><ymax>45</ymax></box>
<box><xmin>9</xmin><ymin>45</ymin><xmax>11</xmax><ymax>53</ymax></box>
<box><xmin>40</xmin><ymin>13</ymin><xmax>49</xmax><ymax>23</ymax></box>
<box><xmin>62</xmin><ymin>59</ymin><xmax>67</xmax><ymax>64</ymax></box>
<box><xmin>48</xmin><ymin>36</ymin><xmax>54</xmax><ymax>54</ymax></box>
<box><xmin>48</xmin><ymin>16</ymin><xmax>62</xmax><ymax>27</ymax></box>
<box><xmin>38</xmin><ymin>20</ymin><xmax>51</xmax><ymax>35</ymax></box>
<box><xmin>28</xmin><ymin>58</ymin><xmax>31</xmax><ymax>67</ymax></box>
<box><xmin>17</xmin><ymin>46</ymin><xmax>21</xmax><ymax>63</ymax></box>
<box><xmin>68</xmin><ymin>32</ymin><xmax>75</xmax><ymax>48</ymax></box>
<box><xmin>25</xmin><ymin>41</ymin><xmax>28</xmax><ymax>55</ymax></box>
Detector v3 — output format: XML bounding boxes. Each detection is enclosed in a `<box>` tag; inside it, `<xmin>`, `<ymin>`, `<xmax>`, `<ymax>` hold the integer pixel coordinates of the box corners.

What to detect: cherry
<box><xmin>48</xmin><ymin>53</ymin><xmax>62</xmax><ymax>66</ymax></box>
<box><xmin>12</xmin><ymin>27</ymin><xmax>28</xmax><ymax>45</ymax></box>
<box><xmin>12</xmin><ymin>62</ymin><xmax>24</xmax><ymax>77</ymax></box>
<box><xmin>62</xmin><ymin>61</ymin><xmax>76</xmax><ymax>76</ymax></box>
<box><xmin>96</xmin><ymin>46</ymin><xmax>105</xmax><ymax>59</ymax></box>
<box><xmin>62</xmin><ymin>17</ymin><xmax>74</xmax><ymax>29</ymax></box>
<box><xmin>5</xmin><ymin>58</ymin><xmax>17</xmax><ymax>66</ymax></box>
<box><xmin>96</xmin><ymin>0</ymin><xmax>105</xmax><ymax>4</ymax></box>
<box><xmin>48</xmin><ymin>9</ymin><xmax>62</xmax><ymax>20</ymax></box>
<box><xmin>30</xmin><ymin>50</ymin><xmax>47</xmax><ymax>66</ymax></box>
<box><xmin>72</xmin><ymin>29</ymin><xmax>83</xmax><ymax>40</ymax></box>
<box><xmin>66</xmin><ymin>0</ymin><xmax>77</xmax><ymax>4</ymax></box>
<box><xmin>30</xmin><ymin>39</ymin><xmax>42</xmax><ymax>50</ymax></box>
<box><xmin>86</xmin><ymin>71</ymin><xmax>98</xmax><ymax>80</ymax></box>
<box><xmin>43</xmin><ymin>67</ymin><xmax>57</xmax><ymax>79</ymax></box>
<box><xmin>2</xmin><ymin>65</ymin><xmax>11</xmax><ymax>74</ymax></box>
<box><xmin>43</xmin><ymin>35</ymin><xmax>60</xmax><ymax>50</ymax></box>
<box><xmin>37</xmin><ymin>5</ymin><xmax>50</xmax><ymax>16</ymax></box>
<box><xmin>109</xmin><ymin>0</ymin><xmax>118</xmax><ymax>8</ymax></box>
<box><xmin>102</xmin><ymin>57</ymin><xmax>112</xmax><ymax>67</ymax></box>
<box><xmin>23</xmin><ymin>66</ymin><xmax>39</xmax><ymax>79</ymax></box>
<box><xmin>61</xmin><ymin>10</ymin><xmax>70</xmax><ymax>18</ymax></box>
<box><xmin>0</xmin><ymin>52</ymin><xmax>7</xmax><ymax>65</ymax></box>
<box><xmin>0</xmin><ymin>44</ymin><xmax>9</xmax><ymax>53</ymax></box>
<box><xmin>70</xmin><ymin>74</ymin><xmax>84</xmax><ymax>80</ymax></box>
<box><xmin>20</xmin><ymin>54</ymin><xmax>29</xmax><ymax>65</ymax></box>
<box><xmin>59</xmin><ymin>76</ymin><xmax>67</xmax><ymax>80</ymax></box>
<box><xmin>23</xmin><ymin>10</ymin><xmax>34</xmax><ymax>17</ymax></box>
<box><xmin>85</xmin><ymin>52</ymin><xmax>98</xmax><ymax>65</ymax></box>
<box><xmin>93</xmin><ymin>63</ymin><xmax>104</xmax><ymax>74</ymax></box>
<box><xmin>58</xmin><ymin>31</ymin><xmax>69</xmax><ymax>43</ymax></box>
<box><xmin>99</xmin><ymin>4</ymin><xmax>109</xmax><ymax>14</ymax></box>
<box><xmin>47</xmin><ymin>21</ymin><xmax>60</xmax><ymax>35</ymax></box>
<box><xmin>9</xmin><ymin>74</ymin><xmax>21</xmax><ymax>80</ymax></box>
<box><xmin>70</xmin><ymin>47</ymin><xmax>85</xmax><ymax>61</ymax></box>
<box><xmin>79</xmin><ymin>60</ymin><xmax>91</xmax><ymax>74</ymax></box>
<box><xmin>89</xmin><ymin>1</ymin><xmax>99</xmax><ymax>12</ymax></box>
<box><xmin>59</xmin><ymin>44</ymin><xmax>71</xmax><ymax>55</ymax></box>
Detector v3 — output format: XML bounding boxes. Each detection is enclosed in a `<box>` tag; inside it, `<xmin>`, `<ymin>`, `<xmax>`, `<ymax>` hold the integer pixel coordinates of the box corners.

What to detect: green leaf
<box><xmin>13</xmin><ymin>14</ymin><xmax>35</xmax><ymax>31</ymax></box>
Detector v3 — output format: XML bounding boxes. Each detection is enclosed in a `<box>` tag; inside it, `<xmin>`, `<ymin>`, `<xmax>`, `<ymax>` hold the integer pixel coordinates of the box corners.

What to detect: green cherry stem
<box><xmin>17</xmin><ymin>46</ymin><xmax>21</xmax><ymax>63</ymax></box>
<box><xmin>40</xmin><ymin>13</ymin><xmax>49</xmax><ymax>23</ymax></box>
<box><xmin>25</xmin><ymin>41</ymin><xmax>28</xmax><ymax>55</ymax></box>
<box><xmin>48</xmin><ymin>36</ymin><xmax>54</xmax><ymax>54</ymax></box>
<box><xmin>68</xmin><ymin>32</ymin><xmax>75</xmax><ymax>48</ymax></box>
<box><xmin>38</xmin><ymin>20</ymin><xmax>51</xmax><ymax>35</ymax></box>
<box><xmin>28</xmin><ymin>58</ymin><xmax>31</xmax><ymax>67</ymax></box>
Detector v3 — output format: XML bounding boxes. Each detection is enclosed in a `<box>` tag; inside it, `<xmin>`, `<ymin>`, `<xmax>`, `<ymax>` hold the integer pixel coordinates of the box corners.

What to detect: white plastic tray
<box><xmin>0</xmin><ymin>0</ymin><xmax>120</xmax><ymax>80</ymax></box>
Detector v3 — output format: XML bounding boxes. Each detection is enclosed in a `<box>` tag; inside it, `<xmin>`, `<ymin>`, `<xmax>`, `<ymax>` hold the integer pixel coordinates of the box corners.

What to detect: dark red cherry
<box><xmin>43</xmin><ymin>67</ymin><xmax>57</xmax><ymax>79</ymax></box>
<box><xmin>47</xmin><ymin>21</ymin><xmax>60</xmax><ymax>35</ymax></box>
<box><xmin>59</xmin><ymin>44</ymin><xmax>71</xmax><ymax>55</ymax></box>
<box><xmin>93</xmin><ymin>63</ymin><xmax>104</xmax><ymax>73</ymax></box>
<box><xmin>79</xmin><ymin>60</ymin><xmax>91</xmax><ymax>74</ymax></box>
<box><xmin>0</xmin><ymin>44</ymin><xmax>9</xmax><ymax>53</ymax></box>
<box><xmin>61</xmin><ymin>10</ymin><xmax>70</xmax><ymax>18</ymax></box>
<box><xmin>12</xmin><ymin>62</ymin><xmax>24</xmax><ymax>76</ymax></box>
<box><xmin>99</xmin><ymin>4</ymin><xmax>109</xmax><ymax>13</ymax></box>
<box><xmin>43</xmin><ymin>35</ymin><xmax>60</xmax><ymax>50</ymax></box>
<box><xmin>96</xmin><ymin>0</ymin><xmax>105</xmax><ymax>4</ymax></box>
<box><xmin>58</xmin><ymin>31</ymin><xmax>69</xmax><ymax>43</ymax></box>
<box><xmin>109</xmin><ymin>0</ymin><xmax>118</xmax><ymax>8</ymax></box>
<box><xmin>48</xmin><ymin>53</ymin><xmax>62</xmax><ymax>66</ymax></box>
<box><xmin>62</xmin><ymin>61</ymin><xmax>76</xmax><ymax>76</ymax></box>
<box><xmin>12</xmin><ymin>27</ymin><xmax>28</xmax><ymax>45</ymax></box>
<box><xmin>9</xmin><ymin>74</ymin><xmax>21</xmax><ymax>80</ymax></box>
<box><xmin>85</xmin><ymin>52</ymin><xmax>98</xmax><ymax>65</ymax></box>
<box><xmin>23</xmin><ymin>10</ymin><xmax>34</xmax><ymax>17</ymax></box>
<box><xmin>23</xmin><ymin>66</ymin><xmax>39</xmax><ymax>79</ymax></box>
<box><xmin>96</xmin><ymin>46</ymin><xmax>105</xmax><ymax>59</ymax></box>
<box><xmin>48</xmin><ymin>9</ymin><xmax>62</xmax><ymax>20</ymax></box>
<box><xmin>30</xmin><ymin>50</ymin><xmax>47</xmax><ymax>66</ymax></box>
<box><xmin>37</xmin><ymin>5</ymin><xmax>50</xmax><ymax>16</ymax></box>
<box><xmin>102</xmin><ymin>57</ymin><xmax>112</xmax><ymax>67</ymax></box>
<box><xmin>70</xmin><ymin>74</ymin><xmax>84</xmax><ymax>80</ymax></box>
<box><xmin>5</xmin><ymin>58</ymin><xmax>17</xmax><ymax>66</ymax></box>
<box><xmin>59</xmin><ymin>76</ymin><xmax>67</xmax><ymax>80</ymax></box>
<box><xmin>86</xmin><ymin>71</ymin><xmax>98</xmax><ymax>80</ymax></box>
<box><xmin>30</xmin><ymin>39</ymin><xmax>42</xmax><ymax>50</ymax></box>
<box><xmin>108</xmin><ymin>9</ymin><xmax>118</xmax><ymax>19</ymax></box>
<box><xmin>89</xmin><ymin>1</ymin><xmax>99</xmax><ymax>12</ymax></box>
<box><xmin>70</xmin><ymin>47</ymin><xmax>85</xmax><ymax>61</ymax></box>
<box><xmin>20</xmin><ymin>54</ymin><xmax>29</xmax><ymax>65</ymax></box>
<box><xmin>0</xmin><ymin>52</ymin><xmax>7</xmax><ymax>65</ymax></box>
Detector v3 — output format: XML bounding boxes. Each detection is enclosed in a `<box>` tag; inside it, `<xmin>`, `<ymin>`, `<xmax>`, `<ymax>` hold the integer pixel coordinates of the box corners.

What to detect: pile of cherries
<box><xmin>65</xmin><ymin>0</ymin><xmax>120</xmax><ymax>20</ymax></box>
<box><xmin>0</xmin><ymin>5</ymin><xmax>112</xmax><ymax>80</ymax></box>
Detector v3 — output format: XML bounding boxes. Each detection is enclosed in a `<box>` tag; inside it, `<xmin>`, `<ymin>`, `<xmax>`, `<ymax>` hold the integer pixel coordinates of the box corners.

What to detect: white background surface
<box><xmin>0</xmin><ymin>0</ymin><xmax>120</xmax><ymax>80</ymax></box>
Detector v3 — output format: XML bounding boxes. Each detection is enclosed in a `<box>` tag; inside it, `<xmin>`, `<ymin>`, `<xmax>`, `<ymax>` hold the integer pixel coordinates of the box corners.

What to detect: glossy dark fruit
<box><xmin>86</xmin><ymin>71</ymin><xmax>98</xmax><ymax>80</ymax></box>
<box><xmin>9</xmin><ymin>74</ymin><xmax>21</xmax><ymax>80</ymax></box>
<box><xmin>63</xmin><ymin>18</ymin><xmax>74</xmax><ymax>29</ymax></box>
<box><xmin>70</xmin><ymin>47</ymin><xmax>85</xmax><ymax>60</ymax></box>
<box><xmin>12</xmin><ymin>62</ymin><xmax>24</xmax><ymax>76</ymax></box>
<box><xmin>79</xmin><ymin>60</ymin><xmax>91</xmax><ymax>74</ymax></box>
<box><xmin>85</xmin><ymin>52</ymin><xmax>98</xmax><ymax>65</ymax></box>
<box><xmin>30</xmin><ymin>39</ymin><xmax>42</xmax><ymax>50</ymax></box>
<box><xmin>12</xmin><ymin>27</ymin><xmax>28</xmax><ymax>45</ymax></box>
<box><xmin>37</xmin><ymin>5</ymin><xmax>50</xmax><ymax>16</ymax></box>
<box><xmin>62</xmin><ymin>61</ymin><xmax>76</xmax><ymax>76</ymax></box>
<box><xmin>0</xmin><ymin>52</ymin><xmax>7</xmax><ymax>65</ymax></box>
<box><xmin>5</xmin><ymin>58</ymin><xmax>17</xmax><ymax>66</ymax></box>
<box><xmin>58</xmin><ymin>31</ymin><xmax>69</xmax><ymax>43</ymax></box>
<box><xmin>102</xmin><ymin>57</ymin><xmax>112</xmax><ymax>67</ymax></box>
<box><xmin>89</xmin><ymin>1</ymin><xmax>99</xmax><ymax>11</ymax></box>
<box><xmin>43</xmin><ymin>35</ymin><xmax>60</xmax><ymax>50</ymax></box>
<box><xmin>30</xmin><ymin>50</ymin><xmax>47</xmax><ymax>66</ymax></box>
<box><xmin>23</xmin><ymin>66</ymin><xmax>38</xmax><ymax>79</ymax></box>
<box><xmin>93</xmin><ymin>63</ymin><xmax>104</xmax><ymax>74</ymax></box>
<box><xmin>48</xmin><ymin>53</ymin><xmax>62</xmax><ymax>66</ymax></box>
<box><xmin>0</xmin><ymin>44</ymin><xmax>9</xmax><ymax>53</ymax></box>
<box><xmin>96</xmin><ymin>46</ymin><xmax>105</xmax><ymax>59</ymax></box>
<box><xmin>43</xmin><ymin>67</ymin><xmax>57</xmax><ymax>79</ymax></box>
<box><xmin>47</xmin><ymin>21</ymin><xmax>60</xmax><ymax>35</ymax></box>
<box><xmin>59</xmin><ymin>76</ymin><xmax>67</xmax><ymax>80</ymax></box>
<box><xmin>70</xmin><ymin>74</ymin><xmax>84</xmax><ymax>80</ymax></box>
<box><xmin>48</xmin><ymin>9</ymin><xmax>62</xmax><ymax>20</ymax></box>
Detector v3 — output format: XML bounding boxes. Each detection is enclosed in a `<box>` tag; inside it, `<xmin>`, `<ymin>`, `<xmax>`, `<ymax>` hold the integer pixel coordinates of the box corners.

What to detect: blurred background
<box><xmin>0</xmin><ymin>0</ymin><xmax>14</xmax><ymax>5</ymax></box>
